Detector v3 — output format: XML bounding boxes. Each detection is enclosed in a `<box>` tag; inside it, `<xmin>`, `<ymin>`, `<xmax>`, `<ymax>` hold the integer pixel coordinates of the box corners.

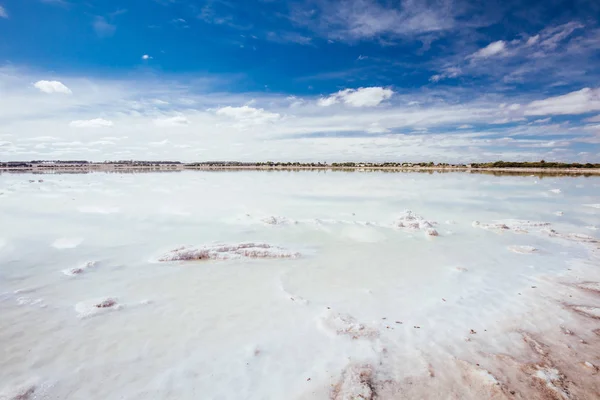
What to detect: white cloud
<box><xmin>289</xmin><ymin>0</ymin><xmax>489</xmax><ymax>42</ymax></box>
<box><xmin>533</xmin><ymin>118</ymin><xmax>551</xmax><ymax>124</ymax></box>
<box><xmin>215</xmin><ymin>106</ymin><xmax>280</xmax><ymax>124</ymax></box>
<box><xmin>318</xmin><ymin>87</ymin><xmax>394</xmax><ymax>107</ymax></box>
<box><xmin>584</xmin><ymin>114</ymin><xmax>600</xmax><ymax>123</ymax></box>
<box><xmin>2</xmin><ymin>67</ymin><xmax>599</xmax><ymax>163</ymax></box>
<box><xmin>142</xmin><ymin>54</ymin><xmax>152</xmax><ymax>60</ymax></box>
<box><xmin>526</xmin><ymin>35</ymin><xmax>539</xmax><ymax>46</ymax></box>
<box><xmin>538</xmin><ymin>22</ymin><xmax>584</xmax><ymax>50</ymax></box>
<box><xmin>430</xmin><ymin>67</ymin><xmax>461</xmax><ymax>82</ymax></box>
<box><xmin>365</xmin><ymin>122</ymin><xmax>389</xmax><ymax>134</ymax></box>
<box><xmin>34</xmin><ymin>80</ymin><xmax>72</xmax><ymax>94</ymax></box>
<box><xmin>153</xmin><ymin>115</ymin><xmax>190</xmax><ymax>127</ymax></box>
<box><xmin>317</xmin><ymin>96</ymin><xmax>339</xmax><ymax>107</ymax></box>
<box><xmin>93</xmin><ymin>16</ymin><xmax>116</xmax><ymax>37</ymax></box>
<box><xmin>286</xmin><ymin>96</ymin><xmax>305</xmax><ymax>108</ymax></box>
<box><xmin>431</xmin><ymin>22</ymin><xmax>596</xmax><ymax>87</ymax></box>
<box><xmin>470</xmin><ymin>40</ymin><xmax>507</xmax><ymax>59</ymax></box>
<box><xmin>69</xmin><ymin>118</ymin><xmax>114</xmax><ymax>128</ymax></box>
<box><xmin>525</xmin><ymin>88</ymin><xmax>600</xmax><ymax>116</ymax></box>
<box><xmin>0</xmin><ymin>5</ymin><xmax>8</xmax><ymax>18</ymax></box>
<box><xmin>507</xmin><ymin>103</ymin><xmax>520</xmax><ymax>111</ymax></box>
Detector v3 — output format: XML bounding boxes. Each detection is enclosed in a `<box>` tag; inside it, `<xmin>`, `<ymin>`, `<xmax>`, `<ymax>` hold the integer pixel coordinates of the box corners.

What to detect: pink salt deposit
<box><xmin>158</xmin><ymin>242</ymin><xmax>301</xmax><ymax>262</ymax></box>
<box><xmin>62</xmin><ymin>261</ymin><xmax>97</xmax><ymax>276</ymax></box>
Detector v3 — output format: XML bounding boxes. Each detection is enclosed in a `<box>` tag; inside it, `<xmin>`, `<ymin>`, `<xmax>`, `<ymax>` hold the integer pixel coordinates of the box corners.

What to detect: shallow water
<box><xmin>1</xmin><ymin>171</ymin><xmax>599</xmax><ymax>399</ymax></box>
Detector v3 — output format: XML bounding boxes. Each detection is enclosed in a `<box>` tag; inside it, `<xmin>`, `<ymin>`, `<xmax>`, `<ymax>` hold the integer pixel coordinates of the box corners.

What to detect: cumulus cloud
<box><xmin>469</xmin><ymin>41</ymin><xmax>507</xmax><ymax>59</ymax></box>
<box><xmin>0</xmin><ymin>5</ymin><xmax>7</xmax><ymax>18</ymax></box>
<box><xmin>34</xmin><ymin>80</ymin><xmax>72</xmax><ymax>94</ymax></box>
<box><xmin>153</xmin><ymin>115</ymin><xmax>190</xmax><ymax>127</ymax></box>
<box><xmin>142</xmin><ymin>54</ymin><xmax>152</xmax><ymax>60</ymax></box>
<box><xmin>215</xmin><ymin>105</ymin><xmax>280</xmax><ymax>124</ymax></box>
<box><xmin>317</xmin><ymin>96</ymin><xmax>340</xmax><ymax>107</ymax></box>
<box><xmin>525</xmin><ymin>88</ymin><xmax>600</xmax><ymax>116</ymax></box>
<box><xmin>2</xmin><ymin>67</ymin><xmax>599</xmax><ymax>163</ymax></box>
<box><xmin>318</xmin><ymin>87</ymin><xmax>394</xmax><ymax>107</ymax></box>
<box><xmin>69</xmin><ymin>118</ymin><xmax>114</xmax><ymax>128</ymax></box>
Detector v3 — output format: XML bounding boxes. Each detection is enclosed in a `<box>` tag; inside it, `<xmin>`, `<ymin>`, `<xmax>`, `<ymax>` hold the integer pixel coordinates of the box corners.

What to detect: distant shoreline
<box><xmin>1</xmin><ymin>163</ymin><xmax>600</xmax><ymax>175</ymax></box>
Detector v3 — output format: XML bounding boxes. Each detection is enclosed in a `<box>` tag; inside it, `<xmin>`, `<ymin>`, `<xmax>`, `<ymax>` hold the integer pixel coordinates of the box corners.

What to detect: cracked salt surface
<box><xmin>1</xmin><ymin>171</ymin><xmax>600</xmax><ymax>399</ymax></box>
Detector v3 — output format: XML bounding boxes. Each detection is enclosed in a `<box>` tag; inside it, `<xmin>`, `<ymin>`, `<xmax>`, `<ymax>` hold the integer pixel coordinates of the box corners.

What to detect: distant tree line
<box><xmin>1</xmin><ymin>160</ymin><xmax>599</xmax><ymax>169</ymax></box>
<box><xmin>470</xmin><ymin>160</ymin><xmax>600</xmax><ymax>169</ymax></box>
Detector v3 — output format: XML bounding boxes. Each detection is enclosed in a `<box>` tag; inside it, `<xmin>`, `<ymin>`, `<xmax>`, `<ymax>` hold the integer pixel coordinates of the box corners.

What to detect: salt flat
<box><xmin>1</xmin><ymin>170</ymin><xmax>599</xmax><ymax>399</ymax></box>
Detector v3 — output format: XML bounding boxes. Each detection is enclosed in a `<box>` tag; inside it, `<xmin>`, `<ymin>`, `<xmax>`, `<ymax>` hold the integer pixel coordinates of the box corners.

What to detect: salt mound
<box><xmin>508</xmin><ymin>245</ymin><xmax>538</xmax><ymax>254</ymax></box>
<box><xmin>472</xmin><ymin>221</ymin><xmax>509</xmax><ymax>230</ymax></box>
<box><xmin>395</xmin><ymin>211</ymin><xmax>438</xmax><ymax>237</ymax></box>
<box><xmin>261</xmin><ymin>216</ymin><xmax>296</xmax><ymax>225</ymax></box>
<box><xmin>158</xmin><ymin>243</ymin><xmax>300</xmax><ymax>262</ymax></box>
<box><xmin>75</xmin><ymin>297</ymin><xmax>121</xmax><ymax>318</ymax></box>
<box><xmin>62</xmin><ymin>261</ymin><xmax>97</xmax><ymax>276</ymax></box>
<box><xmin>319</xmin><ymin>310</ymin><xmax>379</xmax><ymax>340</ymax></box>
<box><xmin>395</xmin><ymin>210</ymin><xmax>436</xmax><ymax>229</ymax></box>
<box><xmin>473</xmin><ymin>219</ymin><xmax>551</xmax><ymax>234</ymax></box>
<box><xmin>52</xmin><ymin>238</ymin><xmax>83</xmax><ymax>249</ymax></box>
<box><xmin>565</xmin><ymin>233</ymin><xmax>598</xmax><ymax>243</ymax></box>
<box><xmin>542</xmin><ymin>229</ymin><xmax>599</xmax><ymax>243</ymax></box>
<box><xmin>331</xmin><ymin>364</ymin><xmax>375</xmax><ymax>400</ymax></box>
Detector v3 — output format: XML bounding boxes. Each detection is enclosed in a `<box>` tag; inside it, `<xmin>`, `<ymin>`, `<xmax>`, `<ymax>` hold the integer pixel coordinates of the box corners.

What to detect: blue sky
<box><xmin>1</xmin><ymin>0</ymin><xmax>600</xmax><ymax>162</ymax></box>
